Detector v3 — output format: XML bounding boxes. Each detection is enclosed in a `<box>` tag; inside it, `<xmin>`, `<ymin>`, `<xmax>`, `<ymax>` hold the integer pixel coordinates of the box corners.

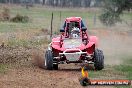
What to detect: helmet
<box><xmin>71</xmin><ymin>27</ymin><xmax>80</xmax><ymax>38</ymax></box>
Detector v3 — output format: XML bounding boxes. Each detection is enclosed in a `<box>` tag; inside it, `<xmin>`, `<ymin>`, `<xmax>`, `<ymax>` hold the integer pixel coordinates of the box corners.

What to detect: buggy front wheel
<box><xmin>94</xmin><ymin>49</ymin><xmax>104</xmax><ymax>70</ymax></box>
<box><xmin>45</xmin><ymin>50</ymin><xmax>53</xmax><ymax>70</ymax></box>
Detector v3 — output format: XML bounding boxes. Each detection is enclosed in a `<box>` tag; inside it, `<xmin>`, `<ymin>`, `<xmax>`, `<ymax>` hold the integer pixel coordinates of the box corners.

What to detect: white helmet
<box><xmin>71</xmin><ymin>27</ymin><xmax>80</xmax><ymax>38</ymax></box>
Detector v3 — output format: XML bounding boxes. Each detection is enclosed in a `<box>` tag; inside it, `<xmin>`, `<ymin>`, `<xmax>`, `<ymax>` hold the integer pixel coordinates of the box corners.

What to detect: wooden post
<box><xmin>60</xmin><ymin>11</ymin><xmax>61</xmax><ymax>22</ymax></box>
<box><xmin>42</xmin><ymin>0</ymin><xmax>45</xmax><ymax>6</ymax></box>
<box><xmin>50</xmin><ymin>12</ymin><xmax>53</xmax><ymax>39</ymax></box>
<box><xmin>93</xmin><ymin>13</ymin><xmax>96</xmax><ymax>26</ymax></box>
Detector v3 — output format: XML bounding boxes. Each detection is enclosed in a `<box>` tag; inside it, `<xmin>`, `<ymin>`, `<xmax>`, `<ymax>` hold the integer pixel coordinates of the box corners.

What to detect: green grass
<box><xmin>88</xmin><ymin>57</ymin><xmax>132</xmax><ymax>87</ymax></box>
<box><xmin>88</xmin><ymin>65</ymin><xmax>127</xmax><ymax>79</ymax></box>
<box><xmin>0</xmin><ymin>6</ymin><xmax>103</xmax><ymax>33</ymax></box>
<box><xmin>89</xmin><ymin>57</ymin><xmax>132</xmax><ymax>79</ymax></box>
<box><xmin>85</xmin><ymin>58</ymin><xmax>132</xmax><ymax>88</ymax></box>
<box><xmin>116</xmin><ymin>65</ymin><xmax>132</xmax><ymax>80</ymax></box>
<box><xmin>115</xmin><ymin>57</ymin><xmax>132</xmax><ymax>80</ymax></box>
<box><xmin>0</xmin><ymin>6</ymin><xmax>131</xmax><ymax>33</ymax></box>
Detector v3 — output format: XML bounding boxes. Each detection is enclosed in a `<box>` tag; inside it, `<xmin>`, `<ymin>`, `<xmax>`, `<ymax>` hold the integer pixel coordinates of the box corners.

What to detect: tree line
<box><xmin>0</xmin><ymin>0</ymin><xmax>102</xmax><ymax>7</ymax></box>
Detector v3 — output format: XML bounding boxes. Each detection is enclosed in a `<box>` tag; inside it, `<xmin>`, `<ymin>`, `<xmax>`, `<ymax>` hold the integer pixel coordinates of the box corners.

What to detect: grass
<box><xmin>7</xmin><ymin>37</ymin><xmax>49</xmax><ymax>48</ymax></box>
<box><xmin>88</xmin><ymin>57</ymin><xmax>132</xmax><ymax>87</ymax></box>
<box><xmin>90</xmin><ymin>57</ymin><xmax>132</xmax><ymax>79</ymax></box>
<box><xmin>115</xmin><ymin>57</ymin><xmax>132</xmax><ymax>80</ymax></box>
<box><xmin>0</xmin><ymin>5</ymin><xmax>106</xmax><ymax>33</ymax></box>
<box><xmin>2</xmin><ymin>6</ymin><xmax>131</xmax><ymax>32</ymax></box>
<box><xmin>116</xmin><ymin>65</ymin><xmax>132</xmax><ymax>80</ymax></box>
<box><xmin>88</xmin><ymin>65</ymin><xmax>127</xmax><ymax>80</ymax></box>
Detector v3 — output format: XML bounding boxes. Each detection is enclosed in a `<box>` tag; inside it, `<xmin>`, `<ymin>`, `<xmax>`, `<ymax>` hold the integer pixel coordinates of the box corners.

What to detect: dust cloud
<box><xmin>97</xmin><ymin>30</ymin><xmax>132</xmax><ymax>65</ymax></box>
<box><xmin>32</xmin><ymin>49</ymin><xmax>45</xmax><ymax>68</ymax></box>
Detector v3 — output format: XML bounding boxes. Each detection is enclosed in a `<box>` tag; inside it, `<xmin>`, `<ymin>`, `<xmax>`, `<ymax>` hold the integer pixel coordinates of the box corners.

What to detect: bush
<box><xmin>99</xmin><ymin>0</ymin><xmax>132</xmax><ymax>26</ymax></box>
<box><xmin>11</xmin><ymin>14</ymin><xmax>29</xmax><ymax>23</ymax></box>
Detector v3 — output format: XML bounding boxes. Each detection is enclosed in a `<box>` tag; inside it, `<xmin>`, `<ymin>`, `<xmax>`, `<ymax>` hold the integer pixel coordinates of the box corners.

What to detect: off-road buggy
<box><xmin>45</xmin><ymin>17</ymin><xmax>104</xmax><ymax>70</ymax></box>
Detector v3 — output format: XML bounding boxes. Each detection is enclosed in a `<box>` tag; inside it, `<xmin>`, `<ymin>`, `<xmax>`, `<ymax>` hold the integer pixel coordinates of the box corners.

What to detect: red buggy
<box><xmin>45</xmin><ymin>17</ymin><xmax>104</xmax><ymax>70</ymax></box>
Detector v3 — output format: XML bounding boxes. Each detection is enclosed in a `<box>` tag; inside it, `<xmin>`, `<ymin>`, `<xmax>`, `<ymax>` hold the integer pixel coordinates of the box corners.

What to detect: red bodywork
<box><xmin>50</xmin><ymin>17</ymin><xmax>98</xmax><ymax>63</ymax></box>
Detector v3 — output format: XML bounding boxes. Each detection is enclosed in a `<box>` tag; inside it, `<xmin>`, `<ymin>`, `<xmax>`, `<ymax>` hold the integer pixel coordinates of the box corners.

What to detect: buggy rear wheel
<box><xmin>94</xmin><ymin>49</ymin><xmax>104</xmax><ymax>70</ymax></box>
<box><xmin>45</xmin><ymin>50</ymin><xmax>53</xmax><ymax>70</ymax></box>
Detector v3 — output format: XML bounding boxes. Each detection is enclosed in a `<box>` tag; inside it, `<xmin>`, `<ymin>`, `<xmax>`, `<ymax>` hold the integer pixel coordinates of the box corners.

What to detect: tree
<box><xmin>99</xmin><ymin>0</ymin><xmax>132</xmax><ymax>26</ymax></box>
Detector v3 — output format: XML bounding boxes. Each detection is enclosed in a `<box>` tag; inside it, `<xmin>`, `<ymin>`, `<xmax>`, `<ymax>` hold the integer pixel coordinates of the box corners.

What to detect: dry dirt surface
<box><xmin>0</xmin><ymin>65</ymin><xmax>82</xmax><ymax>88</ymax></box>
<box><xmin>0</xmin><ymin>65</ymin><xmax>114</xmax><ymax>88</ymax></box>
<box><xmin>0</xmin><ymin>30</ymin><xmax>132</xmax><ymax>88</ymax></box>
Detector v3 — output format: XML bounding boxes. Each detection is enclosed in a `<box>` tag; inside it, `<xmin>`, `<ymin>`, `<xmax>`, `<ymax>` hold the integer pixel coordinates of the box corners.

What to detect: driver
<box><xmin>71</xmin><ymin>27</ymin><xmax>80</xmax><ymax>38</ymax></box>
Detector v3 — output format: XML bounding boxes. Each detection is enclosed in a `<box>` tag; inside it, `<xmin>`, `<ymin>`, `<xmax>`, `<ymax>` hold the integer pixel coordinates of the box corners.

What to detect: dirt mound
<box><xmin>0</xmin><ymin>44</ymin><xmax>46</xmax><ymax>68</ymax></box>
<box><xmin>0</xmin><ymin>46</ymin><xmax>31</xmax><ymax>64</ymax></box>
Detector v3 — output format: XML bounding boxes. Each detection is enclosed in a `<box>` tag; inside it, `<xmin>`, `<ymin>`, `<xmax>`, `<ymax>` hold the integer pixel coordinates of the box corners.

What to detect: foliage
<box><xmin>99</xmin><ymin>0</ymin><xmax>132</xmax><ymax>26</ymax></box>
<box><xmin>10</xmin><ymin>14</ymin><xmax>29</xmax><ymax>23</ymax></box>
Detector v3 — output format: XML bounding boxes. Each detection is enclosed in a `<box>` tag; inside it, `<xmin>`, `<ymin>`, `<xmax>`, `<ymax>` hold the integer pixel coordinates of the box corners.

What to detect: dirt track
<box><xmin>0</xmin><ymin>30</ymin><xmax>132</xmax><ymax>88</ymax></box>
<box><xmin>0</xmin><ymin>64</ymin><xmax>84</xmax><ymax>88</ymax></box>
